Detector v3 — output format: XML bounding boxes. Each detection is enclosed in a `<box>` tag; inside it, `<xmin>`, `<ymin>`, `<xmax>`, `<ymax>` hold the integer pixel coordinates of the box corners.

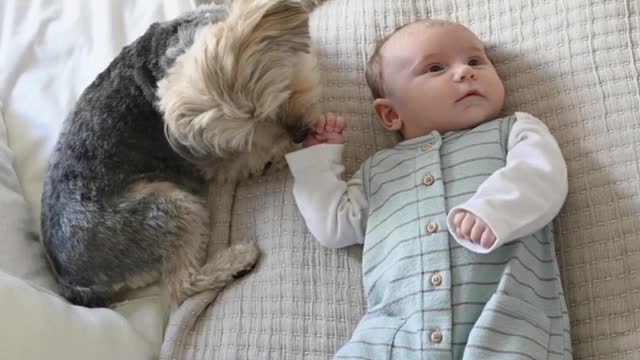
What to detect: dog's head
<box><xmin>158</xmin><ymin>0</ymin><xmax>321</xmax><ymax>182</ymax></box>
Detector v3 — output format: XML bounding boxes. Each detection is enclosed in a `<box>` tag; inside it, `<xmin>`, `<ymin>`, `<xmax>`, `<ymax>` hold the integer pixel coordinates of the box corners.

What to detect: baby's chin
<box><xmin>448</xmin><ymin>107</ymin><xmax>503</xmax><ymax>131</ymax></box>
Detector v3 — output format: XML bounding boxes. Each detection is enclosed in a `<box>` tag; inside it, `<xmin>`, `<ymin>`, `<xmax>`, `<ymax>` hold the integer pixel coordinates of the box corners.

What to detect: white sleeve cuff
<box><xmin>286</xmin><ymin>143</ymin><xmax>344</xmax><ymax>175</ymax></box>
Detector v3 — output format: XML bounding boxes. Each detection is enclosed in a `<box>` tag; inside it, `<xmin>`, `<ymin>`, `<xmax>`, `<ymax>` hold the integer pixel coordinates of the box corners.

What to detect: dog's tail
<box><xmin>58</xmin><ymin>281</ymin><xmax>114</xmax><ymax>308</ymax></box>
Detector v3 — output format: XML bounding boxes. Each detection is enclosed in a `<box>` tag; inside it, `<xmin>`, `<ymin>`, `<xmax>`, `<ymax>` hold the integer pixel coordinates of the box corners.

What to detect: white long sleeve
<box><xmin>286</xmin><ymin>144</ymin><xmax>368</xmax><ymax>248</ymax></box>
<box><xmin>446</xmin><ymin>112</ymin><xmax>568</xmax><ymax>253</ymax></box>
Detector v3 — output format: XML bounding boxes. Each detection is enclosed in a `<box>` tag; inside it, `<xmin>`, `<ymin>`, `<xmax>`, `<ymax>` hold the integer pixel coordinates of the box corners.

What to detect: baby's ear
<box><xmin>373</xmin><ymin>98</ymin><xmax>402</xmax><ymax>131</ymax></box>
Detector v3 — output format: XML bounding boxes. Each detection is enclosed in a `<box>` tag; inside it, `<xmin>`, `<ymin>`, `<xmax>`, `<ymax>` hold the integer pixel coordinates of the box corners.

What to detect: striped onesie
<box><xmin>286</xmin><ymin>112</ymin><xmax>571</xmax><ymax>359</ymax></box>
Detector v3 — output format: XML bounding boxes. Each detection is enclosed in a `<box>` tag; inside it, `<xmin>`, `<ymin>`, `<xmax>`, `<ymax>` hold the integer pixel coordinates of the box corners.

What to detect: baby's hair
<box><xmin>365</xmin><ymin>19</ymin><xmax>456</xmax><ymax>100</ymax></box>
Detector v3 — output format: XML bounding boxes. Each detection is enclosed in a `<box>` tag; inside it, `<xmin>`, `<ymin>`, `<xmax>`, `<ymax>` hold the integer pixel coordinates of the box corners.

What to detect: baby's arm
<box><xmin>447</xmin><ymin>112</ymin><xmax>568</xmax><ymax>253</ymax></box>
<box><xmin>286</xmin><ymin>114</ymin><xmax>368</xmax><ymax>248</ymax></box>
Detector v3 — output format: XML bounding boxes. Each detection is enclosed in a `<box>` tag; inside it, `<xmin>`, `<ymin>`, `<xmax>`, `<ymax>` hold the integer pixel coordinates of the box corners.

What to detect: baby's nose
<box><xmin>455</xmin><ymin>65</ymin><xmax>475</xmax><ymax>81</ymax></box>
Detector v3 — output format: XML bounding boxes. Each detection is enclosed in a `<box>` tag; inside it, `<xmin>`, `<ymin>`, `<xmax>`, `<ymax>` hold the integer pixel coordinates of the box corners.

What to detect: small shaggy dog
<box><xmin>40</xmin><ymin>0</ymin><xmax>320</xmax><ymax>307</ymax></box>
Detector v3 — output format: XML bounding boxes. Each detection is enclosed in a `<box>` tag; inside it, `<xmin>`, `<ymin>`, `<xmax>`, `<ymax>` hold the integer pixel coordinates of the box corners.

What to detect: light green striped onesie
<box><xmin>286</xmin><ymin>112</ymin><xmax>571</xmax><ymax>359</ymax></box>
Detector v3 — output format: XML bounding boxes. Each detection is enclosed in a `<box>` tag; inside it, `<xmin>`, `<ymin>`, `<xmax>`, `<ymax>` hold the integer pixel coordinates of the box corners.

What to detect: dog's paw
<box><xmin>175</xmin><ymin>242</ymin><xmax>261</xmax><ymax>301</ymax></box>
<box><xmin>203</xmin><ymin>242</ymin><xmax>261</xmax><ymax>278</ymax></box>
<box><xmin>228</xmin><ymin>242</ymin><xmax>261</xmax><ymax>273</ymax></box>
<box><xmin>232</xmin><ymin>266</ymin><xmax>255</xmax><ymax>279</ymax></box>
<box><xmin>229</xmin><ymin>242</ymin><xmax>260</xmax><ymax>279</ymax></box>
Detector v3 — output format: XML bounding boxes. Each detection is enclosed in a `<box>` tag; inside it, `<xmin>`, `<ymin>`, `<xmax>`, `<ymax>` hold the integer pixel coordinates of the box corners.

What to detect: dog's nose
<box><xmin>288</xmin><ymin>126</ymin><xmax>310</xmax><ymax>144</ymax></box>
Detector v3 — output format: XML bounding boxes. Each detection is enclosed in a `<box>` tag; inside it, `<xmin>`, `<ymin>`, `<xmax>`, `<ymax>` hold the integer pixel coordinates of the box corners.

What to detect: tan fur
<box><xmin>158</xmin><ymin>0</ymin><xmax>320</xmax><ymax>183</ymax></box>
<box><xmin>195</xmin><ymin>0</ymin><xmax>326</xmax><ymax>11</ymax></box>
<box><xmin>128</xmin><ymin>181</ymin><xmax>177</xmax><ymax>198</ymax></box>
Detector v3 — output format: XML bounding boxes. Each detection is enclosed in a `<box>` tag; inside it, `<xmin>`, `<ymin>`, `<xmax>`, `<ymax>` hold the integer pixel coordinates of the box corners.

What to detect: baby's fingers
<box><xmin>312</xmin><ymin>114</ymin><xmax>327</xmax><ymax>133</ymax></box>
<box><xmin>459</xmin><ymin>213</ymin><xmax>476</xmax><ymax>240</ymax></box>
<box><xmin>333</xmin><ymin>114</ymin><xmax>346</xmax><ymax>133</ymax></box>
<box><xmin>452</xmin><ymin>211</ymin><xmax>466</xmax><ymax>230</ymax></box>
<box><xmin>469</xmin><ymin>221</ymin><xmax>486</xmax><ymax>243</ymax></box>
<box><xmin>324</xmin><ymin>112</ymin><xmax>344</xmax><ymax>133</ymax></box>
<box><xmin>480</xmin><ymin>228</ymin><xmax>496</xmax><ymax>249</ymax></box>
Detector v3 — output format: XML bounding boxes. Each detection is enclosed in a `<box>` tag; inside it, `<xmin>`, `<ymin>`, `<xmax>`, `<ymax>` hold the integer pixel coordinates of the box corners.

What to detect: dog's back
<box><xmin>41</xmin><ymin>7</ymin><xmax>226</xmax><ymax>306</ymax></box>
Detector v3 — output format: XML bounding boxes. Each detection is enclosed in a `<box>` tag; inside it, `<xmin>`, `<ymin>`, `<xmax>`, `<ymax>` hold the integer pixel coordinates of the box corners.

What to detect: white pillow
<box><xmin>0</xmin><ymin>271</ymin><xmax>158</xmax><ymax>360</ymax></box>
<box><xmin>0</xmin><ymin>102</ymin><xmax>55</xmax><ymax>290</ymax></box>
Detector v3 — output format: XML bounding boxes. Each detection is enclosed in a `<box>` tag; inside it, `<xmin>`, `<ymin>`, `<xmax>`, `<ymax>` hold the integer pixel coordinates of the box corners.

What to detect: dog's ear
<box><xmin>234</xmin><ymin>0</ymin><xmax>310</xmax><ymax>54</ymax></box>
<box><xmin>164</xmin><ymin>108</ymin><xmax>256</xmax><ymax>161</ymax></box>
<box><xmin>217</xmin><ymin>0</ymin><xmax>312</xmax><ymax>119</ymax></box>
<box><xmin>158</xmin><ymin>0</ymin><xmax>315</xmax><ymax>159</ymax></box>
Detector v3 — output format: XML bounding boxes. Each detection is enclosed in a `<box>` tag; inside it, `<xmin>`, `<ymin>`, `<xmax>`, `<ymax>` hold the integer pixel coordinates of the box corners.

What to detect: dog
<box><xmin>40</xmin><ymin>0</ymin><xmax>320</xmax><ymax>308</ymax></box>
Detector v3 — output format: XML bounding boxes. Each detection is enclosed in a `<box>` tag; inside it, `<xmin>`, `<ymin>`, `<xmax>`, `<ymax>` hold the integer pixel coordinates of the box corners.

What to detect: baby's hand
<box><xmin>303</xmin><ymin>113</ymin><xmax>345</xmax><ymax>147</ymax></box>
<box><xmin>452</xmin><ymin>210</ymin><xmax>496</xmax><ymax>249</ymax></box>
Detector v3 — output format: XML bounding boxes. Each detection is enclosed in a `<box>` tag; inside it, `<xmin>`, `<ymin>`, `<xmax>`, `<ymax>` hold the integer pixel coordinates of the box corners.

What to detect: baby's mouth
<box><xmin>456</xmin><ymin>89</ymin><xmax>482</xmax><ymax>102</ymax></box>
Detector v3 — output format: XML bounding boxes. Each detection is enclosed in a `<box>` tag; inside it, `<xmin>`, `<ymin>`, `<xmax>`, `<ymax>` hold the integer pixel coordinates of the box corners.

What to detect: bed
<box><xmin>1</xmin><ymin>0</ymin><xmax>639</xmax><ymax>359</ymax></box>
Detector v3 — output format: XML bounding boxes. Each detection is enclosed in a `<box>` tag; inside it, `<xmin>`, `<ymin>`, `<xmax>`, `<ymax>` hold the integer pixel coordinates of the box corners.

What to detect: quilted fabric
<box><xmin>161</xmin><ymin>0</ymin><xmax>640</xmax><ymax>359</ymax></box>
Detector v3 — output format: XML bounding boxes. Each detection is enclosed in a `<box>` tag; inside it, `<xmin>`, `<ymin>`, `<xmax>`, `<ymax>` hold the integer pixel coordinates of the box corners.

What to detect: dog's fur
<box><xmin>40</xmin><ymin>0</ymin><xmax>320</xmax><ymax>308</ymax></box>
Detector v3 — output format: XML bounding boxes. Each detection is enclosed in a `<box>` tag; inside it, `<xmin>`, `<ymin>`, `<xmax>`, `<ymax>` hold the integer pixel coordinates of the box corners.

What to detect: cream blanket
<box><xmin>162</xmin><ymin>0</ymin><xmax>640</xmax><ymax>359</ymax></box>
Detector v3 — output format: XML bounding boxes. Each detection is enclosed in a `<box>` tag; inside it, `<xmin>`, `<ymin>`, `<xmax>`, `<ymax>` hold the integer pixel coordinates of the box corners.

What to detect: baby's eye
<box><xmin>426</xmin><ymin>64</ymin><xmax>444</xmax><ymax>73</ymax></box>
<box><xmin>468</xmin><ymin>58</ymin><xmax>482</xmax><ymax>66</ymax></box>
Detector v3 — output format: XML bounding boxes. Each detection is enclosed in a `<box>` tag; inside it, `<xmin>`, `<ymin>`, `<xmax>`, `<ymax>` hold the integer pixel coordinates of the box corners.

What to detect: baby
<box><xmin>287</xmin><ymin>20</ymin><xmax>571</xmax><ymax>359</ymax></box>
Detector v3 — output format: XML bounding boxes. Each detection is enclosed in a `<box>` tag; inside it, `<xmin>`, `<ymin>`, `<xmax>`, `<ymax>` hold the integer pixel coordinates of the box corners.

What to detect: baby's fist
<box><xmin>303</xmin><ymin>113</ymin><xmax>346</xmax><ymax>147</ymax></box>
<box><xmin>452</xmin><ymin>210</ymin><xmax>496</xmax><ymax>249</ymax></box>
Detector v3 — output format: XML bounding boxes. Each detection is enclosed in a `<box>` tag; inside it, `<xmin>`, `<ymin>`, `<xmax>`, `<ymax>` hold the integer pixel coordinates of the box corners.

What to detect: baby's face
<box><xmin>381</xmin><ymin>23</ymin><xmax>505</xmax><ymax>138</ymax></box>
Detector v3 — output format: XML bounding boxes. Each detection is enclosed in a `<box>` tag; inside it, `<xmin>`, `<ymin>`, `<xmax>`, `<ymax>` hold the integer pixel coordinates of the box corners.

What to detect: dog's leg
<box><xmin>103</xmin><ymin>181</ymin><xmax>211</xmax><ymax>304</ymax></box>
<box><xmin>150</xmin><ymin>183</ymin><xmax>259</xmax><ymax>304</ymax></box>
<box><xmin>166</xmin><ymin>181</ymin><xmax>260</xmax><ymax>304</ymax></box>
<box><xmin>175</xmin><ymin>242</ymin><xmax>260</xmax><ymax>303</ymax></box>
<box><xmin>43</xmin><ymin>180</ymin><xmax>210</xmax><ymax>307</ymax></box>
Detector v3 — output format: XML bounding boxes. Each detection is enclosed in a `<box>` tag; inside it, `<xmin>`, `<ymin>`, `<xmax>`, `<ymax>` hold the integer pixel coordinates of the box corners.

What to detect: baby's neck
<box><xmin>400</xmin><ymin>114</ymin><xmax>505</xmax><ymax>140</ymax></box>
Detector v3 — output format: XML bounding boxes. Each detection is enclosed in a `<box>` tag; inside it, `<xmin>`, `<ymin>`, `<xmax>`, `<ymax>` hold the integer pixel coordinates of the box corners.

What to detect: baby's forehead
<box><xmin>382</xmin><ymin>22</ymin><xmax>483</xmax><ymax>63</ymax></box>
<box><xmin>389</xmin><ymin>21</ymin><xmax>479</xmax><ymax>48</ymax></box>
